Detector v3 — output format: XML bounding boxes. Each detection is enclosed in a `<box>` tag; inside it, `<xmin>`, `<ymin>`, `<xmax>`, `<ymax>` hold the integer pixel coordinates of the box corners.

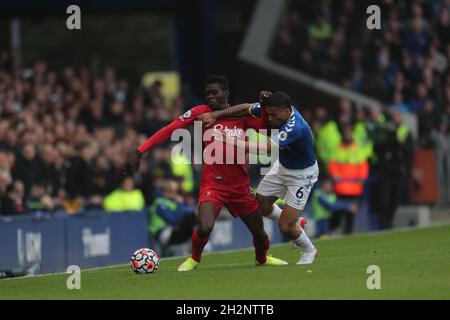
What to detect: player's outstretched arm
<box><xmin>124</xmin><ymin>150</ymin><xmax>143</xmax><ymax>175</ymax></box>
<box><xmin>198</xmin><ymin>90</ymin><xmax>272</xmax><ymax>128</ymax></box>
<box><xmin>124</xmin><ymin>125</ymin><xmax>176</xmax><ymax>176</ymax></box>
<box><xmin>198</xmin><ymin>103</ymin><xmax>251</xmax><ymax>128</ymax></box>
<box><xmin>124</xmin><ymin>105</ymin><xmax>208</xmax><ymax>175</ymax></box>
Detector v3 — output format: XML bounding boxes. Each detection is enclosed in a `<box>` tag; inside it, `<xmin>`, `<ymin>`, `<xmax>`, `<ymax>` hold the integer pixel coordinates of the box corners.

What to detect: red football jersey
<box><xmin>138</xmin><ymin>104</ymin><xmax>265</xmax><ymax>193</ymax></box>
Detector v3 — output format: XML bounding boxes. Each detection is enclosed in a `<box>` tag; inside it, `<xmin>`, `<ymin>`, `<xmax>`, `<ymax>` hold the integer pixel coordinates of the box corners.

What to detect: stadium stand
<box><xmin>268</xmin><ymin>0</ymin><xmax>450</xmax><ymax>215</ymax></box>
<box><xmin>272</xmin><ymin>0</ymin><xmax>450</xmax><ymax>149</ymax></box>
<box><xmin>0</xmin><ymin>52</ymin><xmax>196</xmax><ymax>217</ymax></box>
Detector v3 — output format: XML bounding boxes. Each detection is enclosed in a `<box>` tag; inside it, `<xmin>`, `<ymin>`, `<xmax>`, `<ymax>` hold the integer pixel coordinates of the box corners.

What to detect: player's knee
<box><xmin>259</xmin><ymin>203</ymin><xmax>272</xmax><ymax>216</ymax></box>
<box><xmin>279</xmin><ymin>221</ymin><xmax>293</xmax><ymax>235</ymax></box>
<box><xmin>197</xmin><ymin>222</ymin><xmax>214</xmax><ymax>238</ymax></box>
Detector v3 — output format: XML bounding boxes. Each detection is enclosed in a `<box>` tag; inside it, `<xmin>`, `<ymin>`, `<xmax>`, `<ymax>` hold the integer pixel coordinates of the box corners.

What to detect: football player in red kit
<box><xmin>124</xmin><ymin>75</ymin><xmax>287</xmax><ymax>271</ymax></box>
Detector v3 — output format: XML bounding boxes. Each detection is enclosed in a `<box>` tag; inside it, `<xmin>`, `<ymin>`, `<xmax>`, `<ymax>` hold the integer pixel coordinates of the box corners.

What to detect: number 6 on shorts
<box><xmin>296</xmin><ymin>187</ymin><xmax>304</xmax><ymax>199</ymax></box>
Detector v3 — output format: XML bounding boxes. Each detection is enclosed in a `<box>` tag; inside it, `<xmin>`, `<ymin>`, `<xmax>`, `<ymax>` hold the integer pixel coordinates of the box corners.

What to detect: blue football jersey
<box><xmin>250</xmin><ymin>103</ymin><xmax>316</xmax><ymax>169</ymax></box>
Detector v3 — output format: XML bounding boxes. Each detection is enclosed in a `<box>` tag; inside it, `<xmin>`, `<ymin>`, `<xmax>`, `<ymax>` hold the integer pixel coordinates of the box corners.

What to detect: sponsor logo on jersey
<box><xmin>179</xmin><ymin>110</ymin><xmax>192</xmax><ymax>122</ymax></box>
<box><xmin>213</xmin><ymin>124</ymin><xmax>244</xmax><ymax>138</ymax></box>
<box><xmin>278</xmin><ymin>131</ymin><xmax>288</xmax><ymax>141</ymax></box>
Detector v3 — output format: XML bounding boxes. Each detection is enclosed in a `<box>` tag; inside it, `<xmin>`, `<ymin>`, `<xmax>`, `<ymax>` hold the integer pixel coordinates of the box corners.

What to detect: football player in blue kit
<box><xmin>198</xmin><ymin>91</ymin><xmax>319</xmax><ymax>264</ymax></box>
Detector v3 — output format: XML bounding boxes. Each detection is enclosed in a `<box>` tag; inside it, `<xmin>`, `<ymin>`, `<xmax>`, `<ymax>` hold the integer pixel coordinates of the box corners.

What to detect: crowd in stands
<box><xmin>0</xmin><ymin>50</ymin><xmax>196</xmax><ymax>221</ymax></box>
<box><xmin>271</xmin><ymin>0</ymin><xmax>450</xmax><ymax>235</ymax></box>
<box><xmin>272</xmin><ymin>0</ymin><xmax>450</xmax><ymax>148</ymax></box>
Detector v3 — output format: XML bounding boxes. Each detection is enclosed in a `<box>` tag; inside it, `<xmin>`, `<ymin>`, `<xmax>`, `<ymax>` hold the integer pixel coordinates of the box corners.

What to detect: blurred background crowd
<box><xmin>273</xmin><ymin>0</ymin><xmax>450</xmax><ymax>148</ymax></box>
<box><xmin>270</xmin><ymin>0</ymin><xmax>450</xmax><ymax>235</ymax></box>
<box><xmin>0</xmin><ymin>52</ymin><xmax>197</xmax><ymax>216</ymax></box>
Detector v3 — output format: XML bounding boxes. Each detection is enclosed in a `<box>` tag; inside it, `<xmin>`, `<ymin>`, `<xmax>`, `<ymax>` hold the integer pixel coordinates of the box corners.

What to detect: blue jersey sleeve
<box><xmin>271</xmin><ymin>126</ymin><xmax>307</xmax><ymax>147</ymax></box>
<box><xmin>249</xmin><ymin>103</ymin><xmax>261</xmax><ymax>118</ymax></box>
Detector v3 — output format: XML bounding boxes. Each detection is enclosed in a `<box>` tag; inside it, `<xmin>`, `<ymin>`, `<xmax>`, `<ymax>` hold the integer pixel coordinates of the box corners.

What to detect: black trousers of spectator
<box><xmin>329</xmin><ymin>209</ymin><xmax>354</xmax><ymax>235</ymax></box>
<box><xmin>329</xmin><ymin>195</ymin><xmax>361</xmax><ymax>235</ymax></box>
<box><xmin>370</xmin><ymin>175</ymin><xmax>405</xmax><ymax>230</ymax></box>
<box><xmin>167</xmin><ymin>214</ymin><xmax>197</xmax><ymax>245</ymax></box>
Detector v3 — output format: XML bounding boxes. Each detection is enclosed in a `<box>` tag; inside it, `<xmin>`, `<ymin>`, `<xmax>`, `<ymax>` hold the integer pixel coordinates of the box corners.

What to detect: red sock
<box><xmin>253</xmin><ymin>234</ymin><xmax>270</xmax><ymax>264</ymax></box>
<box><xmin>191</xmin><ymin>228</ymin><xmax>209</xmax><ymax>262</ymax></box>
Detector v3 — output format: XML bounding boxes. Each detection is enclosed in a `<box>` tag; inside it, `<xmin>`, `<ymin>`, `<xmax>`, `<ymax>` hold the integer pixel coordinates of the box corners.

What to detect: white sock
<box><xmin>265</xmin><ymin>204</ymin><xmax>282</xmax><ymax>222</ymax></box>
<box><xmin>293</xmin><ymin>228</ymin><xmax>315</xmax><ymax>252</ymax></box>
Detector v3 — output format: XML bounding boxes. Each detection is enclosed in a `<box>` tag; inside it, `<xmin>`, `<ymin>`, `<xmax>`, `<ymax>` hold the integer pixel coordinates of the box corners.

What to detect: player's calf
<box><xmin>196</xmin><ymin>204</ymin><xmax>216</xmax><ymax>238</ymax></box>
<box><xmin>197</xmin><ymin>223</ymin><xmax>214</xmax><ymax>238</ymax></box>
<box><xmin>279</xmin><ymin>205</ymin><xmax>317</xmax><ymax>264</ymax></box>
<box><xmin>278</xmin><ymin>209</ymin><xmax>302</xmax><ymax>240</ymax></box>
<box><xmin>252</xmin><ymin>232</ymin><xmax>270</xmax><ymax>264</ymax></box>
<box><xmin>279</xmin><ymin>220</ymin><xmax>299</xmax><ymax>239</ymax></box>
<box><xmin>290</xmin><ymin>217</ymin><xmax>306</xmax><ymax>249</ymax></box>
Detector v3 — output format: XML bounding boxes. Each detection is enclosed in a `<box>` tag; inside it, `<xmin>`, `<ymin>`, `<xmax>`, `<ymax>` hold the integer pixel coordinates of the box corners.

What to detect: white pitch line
<box><xmin>2</xmin><ymin>223</ymin><xmax>449</xmax><ymax>281</ymax></box>
<box><xmin>0</xmin><ymin>245</ymin><xmax>279</xmax><ymax>281</ymax></box>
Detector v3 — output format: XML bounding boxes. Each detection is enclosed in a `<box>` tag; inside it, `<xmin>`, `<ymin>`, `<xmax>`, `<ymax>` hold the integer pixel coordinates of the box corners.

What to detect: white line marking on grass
<box><xmin>321</xmin><ymin>222</ymin><xmax>450</xmax><ymax>242</ymax></box>
<box><xmin>0</xmin><ymin>245</ymin><xmax>278</xmax><ymax>281</ymax></box>
<box><xmin>2</xmin><ymin>223</ymin><xmax>449</xmax><ymax>282</ymax></box>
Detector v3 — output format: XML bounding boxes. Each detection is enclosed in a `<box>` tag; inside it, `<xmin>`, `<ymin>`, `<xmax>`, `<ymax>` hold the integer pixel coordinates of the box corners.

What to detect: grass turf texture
<box><xmin>1</xmin><ymin>224</ymin><xmax>449</xmax><ymax>299</ymax></box>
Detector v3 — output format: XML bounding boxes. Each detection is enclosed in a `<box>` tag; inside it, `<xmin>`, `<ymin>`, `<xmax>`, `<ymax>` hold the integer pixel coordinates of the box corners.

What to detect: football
<box><xmin>130</xmin><ymin>248</ymin><xmax>160</xmax><ymax>274</ymax></box>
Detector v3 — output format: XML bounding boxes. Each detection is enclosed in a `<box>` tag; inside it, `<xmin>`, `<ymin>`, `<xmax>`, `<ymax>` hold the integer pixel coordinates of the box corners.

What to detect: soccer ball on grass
<box><xmin>130</xmin><ymin>248</ymin><xmax>160</xmax><ymax>274</ymax></box>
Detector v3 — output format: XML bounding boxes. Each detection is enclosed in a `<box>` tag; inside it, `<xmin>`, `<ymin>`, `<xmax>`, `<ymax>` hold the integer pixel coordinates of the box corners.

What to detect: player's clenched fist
<box><xmin>124</xmin><ymin>150</ymin><xmax>143</xmax><ymax>175</ymax></box>
<box><xmin>259</xmin><ymin>90</ymin><xmax>272</xmax><ymax>106</ymax></box>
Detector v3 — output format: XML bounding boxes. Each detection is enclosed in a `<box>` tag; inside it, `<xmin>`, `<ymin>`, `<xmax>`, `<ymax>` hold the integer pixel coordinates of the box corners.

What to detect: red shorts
<box><xmin>198</xmin><ymin>185</ymin><xmax>260</xmax><ymax>218</ymax></box>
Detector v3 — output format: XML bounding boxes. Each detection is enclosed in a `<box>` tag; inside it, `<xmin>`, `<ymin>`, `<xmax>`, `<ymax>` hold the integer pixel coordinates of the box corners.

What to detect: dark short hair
<box><xmin>206</xmin><ymin>75</ymin><xmax>229</xmax><ymax>91</ymax></box>
<box><xmin>263</xmin><ymin>91</ymin><xmax>292</xmax><ymax>109</ymax></box>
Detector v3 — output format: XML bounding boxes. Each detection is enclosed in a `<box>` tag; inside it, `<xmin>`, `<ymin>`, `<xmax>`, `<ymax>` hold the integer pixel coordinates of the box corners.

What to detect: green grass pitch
<box><xmin>1</xmin><ymin>224</ymin><xmax>450</xmax><ymax>299</ymax></box>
